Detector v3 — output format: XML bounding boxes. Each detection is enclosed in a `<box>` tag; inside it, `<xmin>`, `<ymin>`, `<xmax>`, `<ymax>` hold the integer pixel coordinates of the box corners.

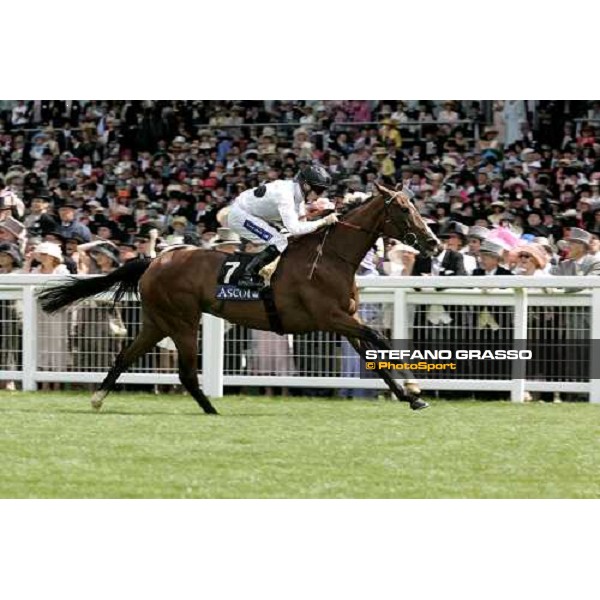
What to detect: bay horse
<box><xmin>38</xmin><ymin>182</ymin><xmax>442</xmax><ymax>414</ymax></box>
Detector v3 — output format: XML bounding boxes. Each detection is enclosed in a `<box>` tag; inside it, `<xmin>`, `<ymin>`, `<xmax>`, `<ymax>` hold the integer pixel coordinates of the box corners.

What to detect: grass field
<box><xmin>0</xmin><ymin>390</ymin><xmax>599</xmax><ymax>498</ymax></box>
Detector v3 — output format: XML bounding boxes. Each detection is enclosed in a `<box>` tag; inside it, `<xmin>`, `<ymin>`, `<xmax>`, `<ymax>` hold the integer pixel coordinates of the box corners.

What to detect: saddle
<box><xmin>216</xmin><ymin>251</ymin><xmax>257</xmax><ymax>288</ymax></box>
<box><xmin>215</xmin><ymin>251</ymin><xmax>284</xmax><ymax>333</ymax></box>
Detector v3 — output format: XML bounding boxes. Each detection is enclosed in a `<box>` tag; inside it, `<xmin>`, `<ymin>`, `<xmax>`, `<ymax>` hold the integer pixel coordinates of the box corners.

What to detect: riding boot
<box><xmin>238</xmin><ymin>245</ymin><xmax>281</xmax><ymax>289</ymax></box>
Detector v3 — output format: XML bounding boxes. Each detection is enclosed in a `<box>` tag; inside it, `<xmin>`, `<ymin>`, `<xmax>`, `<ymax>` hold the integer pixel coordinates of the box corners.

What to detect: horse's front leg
<box><xmin>332</xmin><ymin>311</ymin><xmax>428</xmax><ymax>410</ymax></box>
<box><xmin>346</xmin><ymin>336</ymin><xmax>428</xmax><ymax>410</ymax></box>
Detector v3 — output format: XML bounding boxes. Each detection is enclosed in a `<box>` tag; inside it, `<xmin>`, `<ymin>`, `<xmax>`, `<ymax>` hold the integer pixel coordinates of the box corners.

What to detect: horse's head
<box><xmin>375</xmin><ymin>182</ymin><xmax>443</xmax><ymax>257</ymax></box>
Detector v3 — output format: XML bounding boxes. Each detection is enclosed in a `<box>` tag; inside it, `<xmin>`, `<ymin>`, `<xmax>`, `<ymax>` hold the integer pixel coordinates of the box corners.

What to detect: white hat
<box><xmin>216</xmin><ymin>206</ymin><xmax>231</xmax><ymax>227</ymax></box>
<box><xmin>34</xmin><ymin>241</ymin><xmax>63</xmax><ymax>262</ymax></box>
<box><xmin>388</xmin><ymin>243</ymin><xmax>420</xmax><ymax>262</ymax></box>
<box><xmin>211</xmin><ymin>228</ymin><xmax>241</xmax><ymax>248</ymax></box>
<box><xmin>343</xmin><ymin>191</ymin><xmax>369</xmax><ymax>204</ymax></box>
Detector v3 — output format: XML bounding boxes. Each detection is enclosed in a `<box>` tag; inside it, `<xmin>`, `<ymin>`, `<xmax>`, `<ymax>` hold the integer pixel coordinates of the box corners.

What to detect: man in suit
<box><xmin>471</xmin><ymin>239</ymin><xmax>513</xmax><ymax>381</ymax></box>
<box><xmin>551</xmin><ymin>228</ymin><xmax>600</xmax><ymax>383</ymax></box>
<box><xmin>552</xmin><ymin>228</ymin><xmax>600</xmax><ymax>276</ymax></box>
<box><xmin>466</xmin><ymin>225</ymin><xmax>490</xmax><ymax>272</ymax></box>
<box><xmin>412</xmin><ymin>222</ymin><xmax>467</xmax><ymax>359</ymax></box>
<box><xmin>55</xmin><ymin>200</ymin><xmax>92</xmax><ymax>243</ymax></box>
<box><xmin>413</xmin><ymin>221</ymin><xmax>467</xmax><ymax>277</ymax></box>
<box><xmin>472</xmin><ymin>239</ymin><xmax>513</xmax><ymax>276</ymax></box>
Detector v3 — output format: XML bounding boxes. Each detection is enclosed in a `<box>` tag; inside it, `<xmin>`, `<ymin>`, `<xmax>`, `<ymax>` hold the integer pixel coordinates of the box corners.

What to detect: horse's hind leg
<box><xmin>172</xmin><ymin>329</ymin><xmax>218</xmax><ymax>415</ymax></box>
<box><xmin>91</xmin><ymin>322</ymin><xmax>163</xmax><ymax>410</ymax></box>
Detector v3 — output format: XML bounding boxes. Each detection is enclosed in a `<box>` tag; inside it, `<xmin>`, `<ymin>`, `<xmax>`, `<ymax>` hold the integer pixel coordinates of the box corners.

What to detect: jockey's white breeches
<box><xmin>228</xmin><ymin>204</ymin><xmax>288</xmax><ymax>252</ymax></box>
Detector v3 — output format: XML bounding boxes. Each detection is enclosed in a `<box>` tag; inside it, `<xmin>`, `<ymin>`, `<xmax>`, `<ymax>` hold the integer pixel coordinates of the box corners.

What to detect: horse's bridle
<box><xmin>337</xmin><ymin>191</ymin><xmax>417</xmax><ymax>247</ymax></box>
<box><xmin>307</xmin><ymin>190</ymin><xmax>417</xmax><ymax>278</ymax></box>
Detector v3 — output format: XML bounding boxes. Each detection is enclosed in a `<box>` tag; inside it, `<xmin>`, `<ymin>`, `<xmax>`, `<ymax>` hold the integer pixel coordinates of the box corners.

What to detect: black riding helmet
<box><xmin>296</xmin><ymin>164</ymin><xmax>332</xmax><ymax>196</ymax></box>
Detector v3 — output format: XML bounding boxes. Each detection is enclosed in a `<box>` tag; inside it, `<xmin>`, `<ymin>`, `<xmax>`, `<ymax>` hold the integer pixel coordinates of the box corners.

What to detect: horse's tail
<box><xmin>37</xmin><ymin>258</ymin><xmax>152</xmax><ymax>314</ymax></box>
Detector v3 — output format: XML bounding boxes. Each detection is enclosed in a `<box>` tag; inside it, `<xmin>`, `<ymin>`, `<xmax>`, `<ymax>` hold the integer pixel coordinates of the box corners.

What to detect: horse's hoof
<box><xmin>91</xmin><ymin>391</ymin><xmax>106</xmax><ymax>411</ymax></box>
<box><xmin>409</xmin><ymin>398</ymin><xmax>429</xmax><ymax>410</ymax></box>
<box><xmin>405</xmin><ymin>383</ymin><xmax>422</xmax><ymax>396</ymax></box>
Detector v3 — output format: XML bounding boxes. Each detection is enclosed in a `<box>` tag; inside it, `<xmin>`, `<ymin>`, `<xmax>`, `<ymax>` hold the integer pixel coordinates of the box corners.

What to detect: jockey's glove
<box><xmin>319</xmin><ymin>213</ymin><xmax>339</xmax><ymax>228</ymax></box>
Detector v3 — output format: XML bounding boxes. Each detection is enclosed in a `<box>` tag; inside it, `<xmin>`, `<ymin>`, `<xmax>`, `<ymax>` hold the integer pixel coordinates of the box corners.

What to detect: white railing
<box><xmin>1</xmin><ymin>275</ymin><xmax>600</xmax><ymax>402</ymax></box>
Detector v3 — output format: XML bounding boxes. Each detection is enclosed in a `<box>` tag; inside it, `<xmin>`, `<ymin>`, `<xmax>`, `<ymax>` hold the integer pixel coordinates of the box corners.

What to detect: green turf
<box><xmin>0</xmin><ymin>391</ymin><xmax>598</xmax><ymax>498</ymax></box>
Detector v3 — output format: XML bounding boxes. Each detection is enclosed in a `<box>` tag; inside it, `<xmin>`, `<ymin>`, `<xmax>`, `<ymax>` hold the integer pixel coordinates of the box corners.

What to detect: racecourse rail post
<box><xmin>590</xmin><ymin>289</ymin><xmax>600</xmax><ymax>403</ymax></box>
<box><xmin>511</xmin><ymin>288</ymin><xmax>528</xmax><ymax>403</ymax></box>
<box><xmin>392</xmin><ymin>289</ymin><xmax>408</xmax><ymax>340</ymax></box>
<box><xmin>22</xmin><ymin>285</ymin><xmax>38</xmax><ymax>391</ymax></box>
<box><xmin>202</xmin><ymin>313</ymin><xmax>224</xmax><ymax>397</ymax></box>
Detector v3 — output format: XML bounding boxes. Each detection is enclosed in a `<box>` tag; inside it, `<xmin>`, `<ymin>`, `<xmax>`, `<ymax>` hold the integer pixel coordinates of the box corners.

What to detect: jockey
<box><xmin>227</xmin><ymin>164</ymin><xmax>337</xmax><ymax>288</ymax></box>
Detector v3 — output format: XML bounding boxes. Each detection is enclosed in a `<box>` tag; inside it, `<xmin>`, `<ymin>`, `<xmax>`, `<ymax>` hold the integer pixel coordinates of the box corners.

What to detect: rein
<box><xmin>307</xmin><ymin>192</ymin><xmax>420</xmax><ymax>279</ymax></box>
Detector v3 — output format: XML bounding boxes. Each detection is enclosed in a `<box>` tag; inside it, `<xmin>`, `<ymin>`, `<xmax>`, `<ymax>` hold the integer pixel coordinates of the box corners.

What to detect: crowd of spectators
<box><xmin>0</xmin><ymin>100</ymin><xmax>597</xmax><ymax>276</ymax></box>
<box><xmin>0</xmin><ymin>100</ymin><xmax>599</xmax><ymax>279</ymax></box>
<box><xmin>1</xmin><ymin>99</ymin><xmax>599</xmax><ymax>398</ymax></box>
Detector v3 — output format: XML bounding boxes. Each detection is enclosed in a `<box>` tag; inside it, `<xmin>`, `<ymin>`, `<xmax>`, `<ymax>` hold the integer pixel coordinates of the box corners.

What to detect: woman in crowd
<box><xmin>516</xmin><ymin>244</ymin><xmax>559</xmax><ymax>401</ymax></box>
<box><xmin>514</xmin><ymin>243</ymin><xmax>547</xmax><ymax>276</ymax></box>
<box><xmin>72</xmin><ymin>242</ymin><xmax>126</xmax><ymax>375</ymax></box>
<box><xmin>24</xmin><ymin>242</ymin><xmax>69</xmax><ymax>390</ymax></box>
<box><xmin>0</xmin><ymin>242</ymin><xmax>24</xmax><ymax>389</ymax></box>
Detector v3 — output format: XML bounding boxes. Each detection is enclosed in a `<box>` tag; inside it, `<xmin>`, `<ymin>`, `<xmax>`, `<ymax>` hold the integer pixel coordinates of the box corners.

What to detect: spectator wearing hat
<box><xmin>63</xmin><ymin>231</ymin><xmax>91</xmax><ymax>273</ymax></box>
<box><xmin>0</xmin><ymin>216</ymin><xmax>26</xmax><ymax>251</ymax></box>
<box><xmin>76</xmin><ymin>239</ymin><xmax>122</xmax><ymax>275</ymax></box>
<box><xmin>514</xmin><ymin>244</ymin><xmax>547</xmax><ymax>276</ymax></box>
<box><xmin>516</xmin><ymin>244</ymin><xmax>559</xmax><ymax>401</ymax></box>
<box><xmin>24</xmin><ymin>241</ymin><xmax>69</xmax><ymax>389</ymax></box>
<box><xmin>477</xmin><ymin>126</ymin><xmax>501</xmax><ymax>153</ymax></box>
<box><xmin>0</xmin><ymin>193</ymin><xmax>22</xmax><ymax>222</ymax></box>
<box><xmin>56</xmin><ymin>201</ymin><xmax>92</xmax><ymax>243</ymax></box>
<box><xmin>134</xmin><ymin>223</ymin><xmax>159</xmax><ymax>259</ymax></box>
<box><xmin>23</xmin><ymin>193</ymin><xmax>55</xmax><ymax>234</ymax></box>
<box><xmin>25</xmin><ymin>241</ymin><xmax>68</xmax><ymax>275</ymax></box>
<box><xmin>210</xmin><ymin>228</ymin><xmax>241</xmax><ymax>254</ymax></box>
<box><xmin>472</xmin><ymin>239</ymin><xmax>513</xmax><ymax>276</ymax></box>
<box><xmin>382</xmin><ymin>242</ymin><xmax>419</xmax><ymax>276</ymax></box>
<box><xmin>41</xmin><ymin>230</ymin><xmax>78</xmax><ymax>274</ymax></box>
<box><xmin>470</xmin><ymin>238</ymin><xmax>514</xmax><ymax>382</ymax></box>
<box><xmin>551</xmin><ymin>227</ymin><xmax>600</xmax><ymax>385</ymax></box>
<box><xmin>466</xmin><ymin>225</ymin><xmax>489</xmax><ymax>268</ymax></box>
<box><xmin>166</xmin><ymin>216</ymin><xmax>190</xmax><ymax>245</ymax></box>
<box><xmin>0</xmin><ymin>241</ymin><xmax>24</xmax><ymax>389</ymax></box>
<box><xmin>414</xmin><ymin>223</ymin><xmax>466</xmax><ymax>277</ymax></box>
<box><xmin>471</xmin><ymin>237</ymin><xmax>514</xmax><ymax>337</ymax></box>
<box><xmin>436</xmin><ymin>221</ymin><xmax>476</xmax><ymax>274</ymax></box>
<box><xmin>552</xmin><ymin>228</ymin><xmax>600</xmax><ymax>276</ymax></box>
<box><xmin>72</xmin><ymin>240</ymin><xmax>126</xmax><ymax>376</ymax></box>
<box><xmin>89</xmin><ymin>241</ymin><xmax>121</xmax><ymax>271</ymax></box>
<box><xmin>116</xmin><ymin>237</ymin><xmax>138</xmax><ymax>264</ymax></box>
<box><xmin>0</xmin><ymin>242</ymin><xmax>23</xmax><ymax>274</ymax></box>
<box><xmin>411</xmin><ymin>221</ymin><xmax>467</xmax><ymax>350</ymax></box>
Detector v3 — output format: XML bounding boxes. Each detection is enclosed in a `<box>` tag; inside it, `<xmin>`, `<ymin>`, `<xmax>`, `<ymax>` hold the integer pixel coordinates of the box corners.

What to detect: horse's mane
<box><xmin>337</xmin><ymin>193</ymin><xmax>377</xmax><ymax>218</ymax></box>
<box><xmin>287</xmin><ymin>192</ymin><xmax>379</xmax><ymax>247</ymax></box>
